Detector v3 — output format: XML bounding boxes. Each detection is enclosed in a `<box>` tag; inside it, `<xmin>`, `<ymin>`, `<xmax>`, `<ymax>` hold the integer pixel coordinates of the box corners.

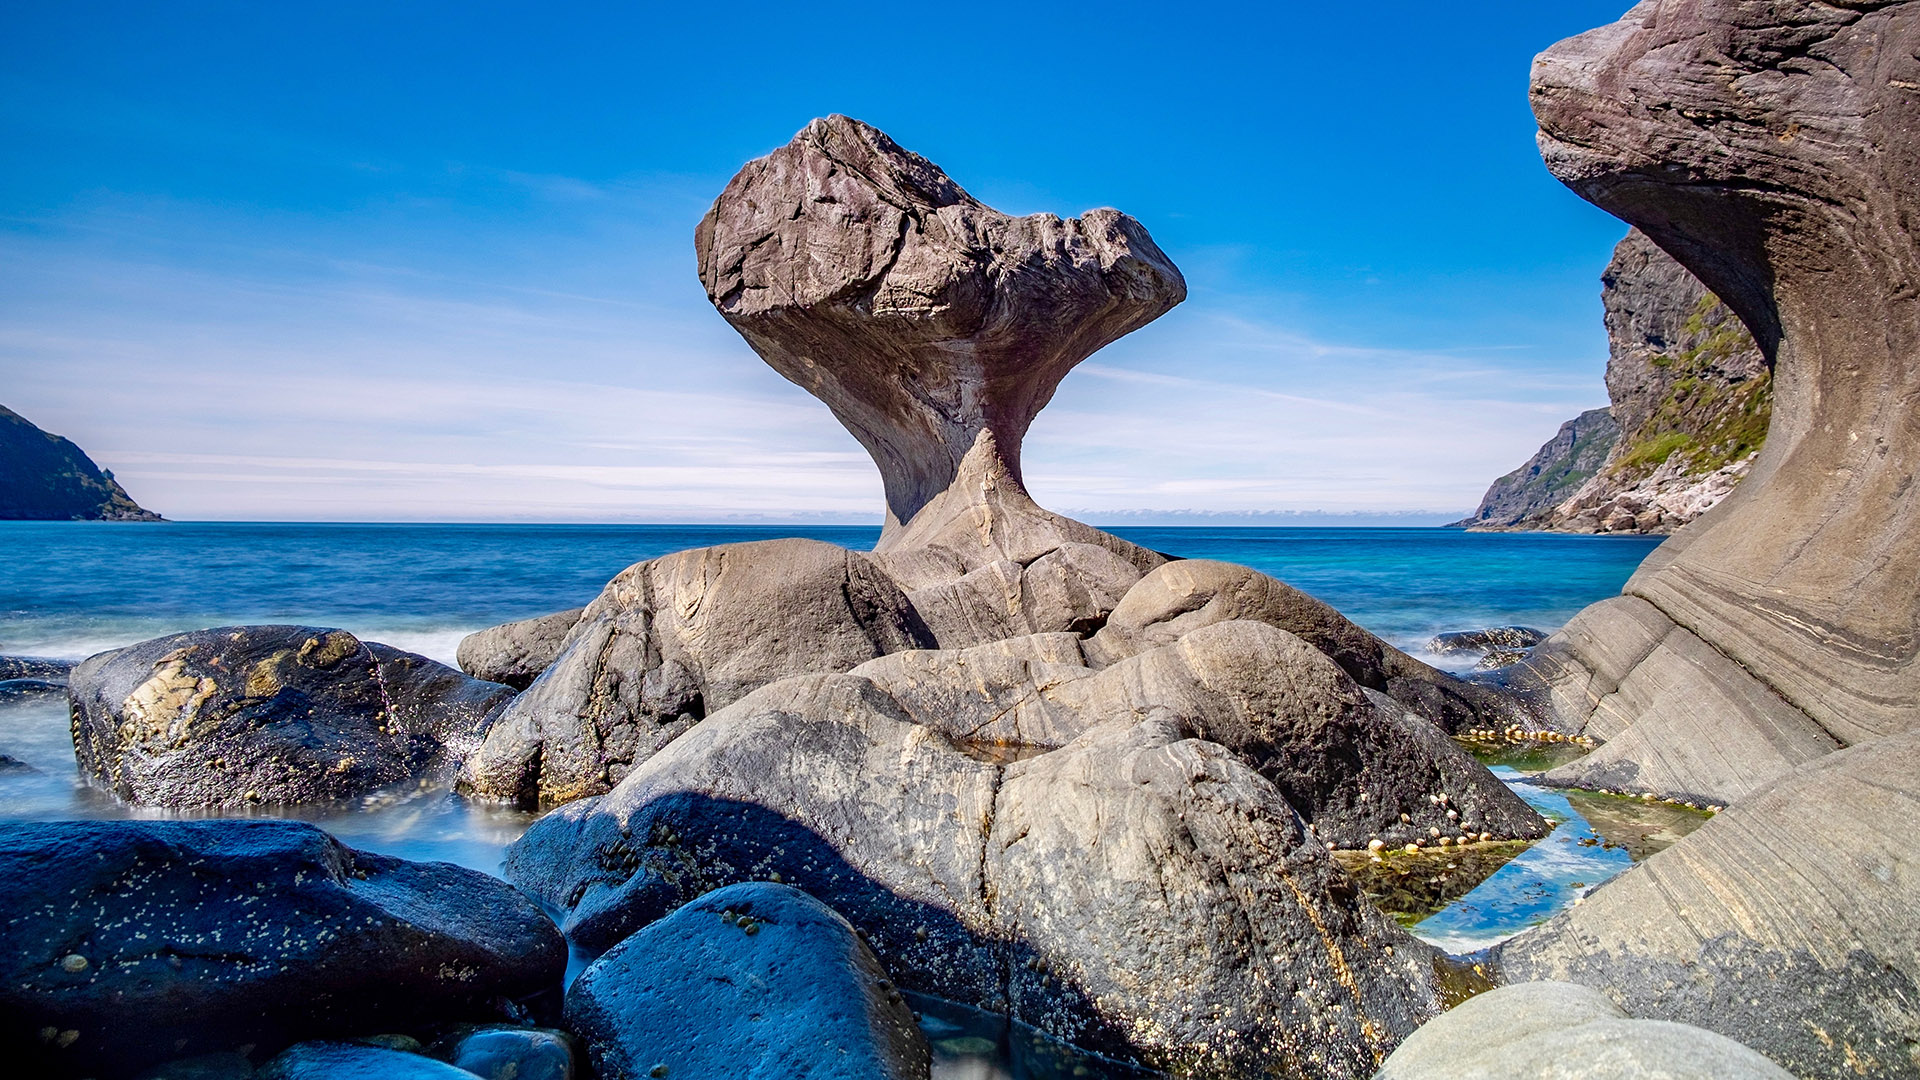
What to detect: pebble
<box><xmin>1367</xmin><ymin>839</ymin><xmax>1385</xmax><ymax>852</ymax></box>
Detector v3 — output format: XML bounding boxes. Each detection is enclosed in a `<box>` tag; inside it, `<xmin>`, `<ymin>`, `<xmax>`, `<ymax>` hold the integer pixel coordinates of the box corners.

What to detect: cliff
<box><xmin>1459</xmin><ymin>229</ymin><xmax>1769</xmax><ymax>533</ymax></box>
<box><xmin>0</xmin><ymin>405</ymin><xmax>161</xmax><ymax>521</ymax></box>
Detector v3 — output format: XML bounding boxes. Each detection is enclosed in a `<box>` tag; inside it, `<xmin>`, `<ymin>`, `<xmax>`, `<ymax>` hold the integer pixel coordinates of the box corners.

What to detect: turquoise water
<box><xmin>0</xmin><ymin>521</ymin><xmax>1664</xmax><ymax>954</ymax></box>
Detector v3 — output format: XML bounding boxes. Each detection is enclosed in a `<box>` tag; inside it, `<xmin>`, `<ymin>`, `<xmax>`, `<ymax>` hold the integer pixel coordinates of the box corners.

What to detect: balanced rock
<box><xmin>698</xmin><ymin>114</ymin><xmax>1184</xmax><ymax>538</ymax></box>
<box><xmin>69</xmin><ymin>625</ymin><xmax>515</xmax><ymax>807</ymax></box>
<box><xmin>1374</xmin><ymin>981</ymin><xmax>1792</xmax><ymax>1080</ymax></box>
<box><xmin>565</xmin><ymin>882</ymin><xmax>929</xmax><ymax>1080</ymax></box>
<box><xmin>1</xmin><ymin>819</ymin><xmax>566</xmax><ymax>1078</ymax></box>
<box><xmin>1496</xmin><ymin>730</ymin><xmax>1920</xmax><ymax>1079</ymax></box>
<box><xmin>461</xmin><ymin>539</ymin><xmax>932</xmax><ymax>805</ymax></box>
<box><xmin>457</xmin><ymin>608</ymin><xmax>584</xmax><ymax>689</ymax></box>
<box><xmin>1518</xmin><ymin>0</ymin><xmax>1920</xmax><ymax>798</ymax></box>
<box><xmin>507</xmin><ymin>674</ymin><xmax>1447</xmax><ymax>1078</ymax></box>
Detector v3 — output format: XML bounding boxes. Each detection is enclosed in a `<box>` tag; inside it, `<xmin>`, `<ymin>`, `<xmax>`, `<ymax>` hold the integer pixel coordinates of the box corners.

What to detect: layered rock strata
<box><xmin>1484</xmin><ymin>4</ymin><xmax>1920</xmax><ymax>1076</ymax></box>
<box><xmin>69</xmin><ymin>626</ymin><xmax>515</xmax><ymax>807</ymax></box>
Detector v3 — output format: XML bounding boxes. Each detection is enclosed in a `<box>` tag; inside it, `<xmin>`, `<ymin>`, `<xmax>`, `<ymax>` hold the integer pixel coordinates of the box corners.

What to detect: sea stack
<box><xmin>695</xmin><ymin>115</ymin><xmax>1185</xmax><ymax>579</ymax></box>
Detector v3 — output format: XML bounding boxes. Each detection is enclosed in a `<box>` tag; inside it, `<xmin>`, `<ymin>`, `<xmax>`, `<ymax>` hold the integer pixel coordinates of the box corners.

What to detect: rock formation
<box><xmin>460</xmin><ymin>539</ymin><xmax>933</xmax><ymax>805</ymax></box>
<box><xmin>0</xmin><ymin>403</ymin><xmax>161</xmax><ymax>521</ymax></box>
<box><xmin>1458</xmin><ymin>230</ymin><xmax>1769</xmax><ymax>534</ymax></box>
<box><xmin>457</xmin><ymin>607</ymin><xmax>584</xmax><ymax>690</ymax></box>
<box><xmin>1481</xmin><ymin>3</ymin><xmax>1920</xmax><ymax>1076</ymax></box>
<box><xmin>506</xmin><ymin>682</ymin><xmax>1451</xmax><ymax>1079</ymax></box>
<box><xmin>69</xmin><ymin>625</ymin><xmax>515</xmax><ymax>807</ymax></box>
<box><xmin>564</xmin><ymin>882</ymin><xmax>930</xmax><ymax>1080</ymax></box>
<box><xmin>696</xmin><ymin>114</ymin><xmax>1184</xmax><ymax>547</ymax></box>
<box><xmin>0</xmin><ymin>819</ymin><xmax>565</xmax><ymax>1078</ymax></box>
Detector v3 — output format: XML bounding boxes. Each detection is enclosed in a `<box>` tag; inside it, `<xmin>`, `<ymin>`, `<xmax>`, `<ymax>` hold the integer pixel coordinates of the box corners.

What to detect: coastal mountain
<box><xmin>0</xmin><ymin>404</ymin><xmax>161</xmax><ymax>521</ymax></box>
<box><xmin>1456</xmin><ymin>229</ymin><xmax>1769</xmax><ymax>533</ymax></box>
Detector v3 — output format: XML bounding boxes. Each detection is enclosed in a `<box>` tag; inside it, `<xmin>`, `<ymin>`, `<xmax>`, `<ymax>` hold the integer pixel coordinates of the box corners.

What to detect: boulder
<box><xmin>1089</xmin><ymin>559</ymin><xmax>1520</xmax><ymax>733</ymax></box>
<box><xmin>1495</xmin><ymin>730</ymin><xmax>1920</xmax><ymax>1079</ymax></box>
<box><xmin>1520</xmin><ymin>0</ymin><xmax>1920</xmax><ymax>787</ymax></box>
<box><xmin>442</xmin><ymin>1027</ymin><xmax>575</xmax><ymax>1080</ymax></box>
<box><xmin>506</xmin><ymin>674</ymin><xmax>1448</xmax><ymax>1078</ymax></box>
<box><xmin>260</xmin><ymin>1042</ymin><xmax>482</xmax><ymax>1080</ymax></box>
<box><xmin>0</xmin><ymin>654</ymin><xmax>73</xmax><ymax>681</ymax></box>
<box><xmin>0</xmin><ymin>819</ymin><xmax>566</xmax><ymax>1078</ymax></box>
<box><xmin>1374</xmin><ymin>981</ymin><xmax>1792</xmax><ymax>1080</ymax></box>
<box><xmin>696</xmin><ymin>114</ymin><xmax>1184</xmax><ymax>543</ymax></box>
<box><xmin>564</xmin><ymin>882</ymin><xmax>929</xmax><ymax>1080</ymax></box>
<box><xmin>457</xmin><ymin>608</ymin><xmax>584</xmax><ymax>689</ymax></box>
<box><xmin>0</xmin><ymin>676</ymin><xmax>64</xmax><ymax>701</ymax></box>
<box><xmin>460</xmin><ymin>539</ymin><xmax>932</xmax><ymax>806</ymax></box>
<box><xmin>849</xmin><ymin>622</ymin><xmax>1542</xmax><ymax>848</ymax></box>
<box><xmin>1428</xmin><ymin>628</ymin><xmax>1550</xmax><ymax>655</ymax></box>
<box><xmin>902</xmin><ymin>540</ymin><xmax>1145</xmax><ymax>648</ymax></box>
<box><xmin>68</xmin><ymin>626</ymin><xmax>515</xmax><ymax>807</ymax></box>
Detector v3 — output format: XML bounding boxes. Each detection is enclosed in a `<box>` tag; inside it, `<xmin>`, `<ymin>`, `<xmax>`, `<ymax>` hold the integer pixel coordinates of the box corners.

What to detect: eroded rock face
<box><xmin>1525</xmin><ymin>0</ymin><xmax>1920</xmax><ymax>760</ymax></box>
<box><xmin>564</xmin><ymin>882</ymin><xmax>930</xmax><ymax>1080</ymax></box>
<box><xmin>696</xmin><ymin>114</ymin><xmax>1186</xmax><ymax>538</ymax></box>
<box><xmin>1496</xmin><ymin>731</ymin><xmax>1920</xmax><ymax>1080</ymax></box>
<box><xmin>460</xmin><ymin>539</ymin><xmax>932</xmax><ymax>805</ymax></box>
<box><xmin>68</xmin><ymin>626</ymin><xmax>515</xmax><ymax>807</ymax></box>
<box><xmin>0</xmin><ymin>820</ymin><xmax>565</xmax><ymax>1079</ymax></box>
<box><xmin>506</xmin><ymin>676</ymin><xmax>1447</xmax><ymax>1079</ymax></box>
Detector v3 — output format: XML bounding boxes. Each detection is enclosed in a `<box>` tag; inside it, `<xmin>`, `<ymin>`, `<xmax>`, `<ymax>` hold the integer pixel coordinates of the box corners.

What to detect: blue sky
<box><xmin>1</xmin><ymin>1</ymin><xmax>1637</xmax><ymax>522</ymax></box>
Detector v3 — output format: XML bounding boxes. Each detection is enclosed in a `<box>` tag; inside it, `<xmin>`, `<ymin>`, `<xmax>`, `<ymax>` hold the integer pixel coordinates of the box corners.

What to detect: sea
<box><xmin>0</xmin><ymin>522</ymin><xmax>1665</xmax><ymax>957</ymax></box>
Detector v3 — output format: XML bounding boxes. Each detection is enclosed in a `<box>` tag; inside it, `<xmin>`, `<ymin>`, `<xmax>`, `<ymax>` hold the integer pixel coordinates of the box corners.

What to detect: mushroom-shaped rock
<box><xmin>68</xmin><ymin>625</ymin><xmax>515</xmax><ymax>807</ymax></box>
<box><xmin>0</xmin><ymin>820</ymin><xmax>565</xmax><ymax>1079</ymax></box>
<box><xmin>1519</xmin><ymin>1</ymin><xmax>1920</xmax><ymax>791</ymax></box>
<box><xmin>696</xmin><ymin>114</ymin><xmax>1183</xmax><ymax>577</ymax></box>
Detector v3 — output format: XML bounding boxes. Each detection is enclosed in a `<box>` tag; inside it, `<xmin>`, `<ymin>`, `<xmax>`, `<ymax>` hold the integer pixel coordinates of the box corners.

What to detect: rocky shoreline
<box><xmin>8</xmin><ymin>3</ymin><xmax>1919</xmax><ymax>1076</ymax></box>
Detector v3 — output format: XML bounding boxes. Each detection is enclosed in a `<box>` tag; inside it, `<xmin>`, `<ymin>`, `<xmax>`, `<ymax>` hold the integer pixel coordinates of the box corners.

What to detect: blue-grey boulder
<box><xmin>564</xmin><ymin>881</ymin><xmax>928</xmax><ymax>1080</ymax></box>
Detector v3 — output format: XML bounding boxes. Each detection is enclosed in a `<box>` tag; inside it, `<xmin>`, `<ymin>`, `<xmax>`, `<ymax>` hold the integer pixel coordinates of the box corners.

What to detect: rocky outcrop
<box><xmin>564</xmin><ymin>882</ymin><xmax>929</xmax><ymax>1080</ymax></box>
<box><xmin>0</xmin><ymin>819</ymin><xmax>565</xmax><ymax>1078</ymax></box>
<box><xmin>697</xmin><ymin>114</ymin><xmax>1184</xmax><ymax>543</ymax></box>
<box><xmin>1459</xmin><ymin>230</ymin><xmax>1770</xmax><ymax>535</ymax></box>
<box><xmin>1454</xmin><ymin>408</ymin><xmax>1618</xmax><ymax>530</ymax></box>
<box><xmin>1376</xmin><ymin>981</ymin><xmax>1793</xmax><ymax>1080</ymax></box>
<box><xmin>69</xmin><ymin>626</ymin><xmax>515</xmax><ymax>807</ymax></box>
<box><xmin>1514</xmin><ymin>0</ymin><xmax>1920</xmax><ymax>790</ymax></box>
<box><xmin>1480</xmin><ymin>3</ymin><xmax>1920</xmax><ymax>1074</ymax></box>
<box><xmin>457</xmin><ymin>608</ymin><xmax>584</xmax><ymax>690</ymax></box>
<box><xmin>459</xmin><ymin>539</ymin><xmax>933</xmax><ymax>806</ymax></box>
<box><xmin>1496</xmin><ymin>732</ymin><xmax>1920</xmax><ymax>1080</ymax></box>
<box><xmin>0</xmin><ymin>404</ymin><xmax>161</xmax><ymax>521</ymax></box>
<box><xmin>507</xmin><ymin>665</ymin><xmax>1458</xmax><ymax>1079</ymax></box>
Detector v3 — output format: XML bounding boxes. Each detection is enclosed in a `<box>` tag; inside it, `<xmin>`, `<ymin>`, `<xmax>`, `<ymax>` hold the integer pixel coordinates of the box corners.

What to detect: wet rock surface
<box><xmin>1497</xmin><ymin>730</ymin><xmax>1920</xmax><ymax>1079</ymax></box>
<box><xmin>440</xmin><ymin>1026</ymin><xmax>575</xmax><ymax>1080</ymax></box>
<box><xmin>1375</xmin><ymin>981</ymin><xmax>1792</xmax><ymax>1079</ymax></box>
<box><xmin>461</xmin><ymin>539</ymin><xmax>932</xmax><ymax>806</ymax></box>
<box><xmin>507</xmin><ymin>672</ymin><xmax>1449</xmax><ymax>1079</ymax></box>
<box><xmin>0</xmin><ymin>654</ymin><xmax>73</xmax><ymax>681</ymax></box>
<box><xmin>0</xmin><ymin>819</ymin><xmax>566</xmax><ymax>1078</ymax></box>
<box><xmin>68</xmin><ymin>625</ymin><xmax>515</xmax><ymax>807</ymax></box>
<box><xmin>458</xmin><ymin>608</ymin><xmax>584</xmax><ymax>690</ymax></box>
<box><xmin>565</xmin><ymin>882</ymin><xmax>928</xmax><ymax>1080</ymax></box>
